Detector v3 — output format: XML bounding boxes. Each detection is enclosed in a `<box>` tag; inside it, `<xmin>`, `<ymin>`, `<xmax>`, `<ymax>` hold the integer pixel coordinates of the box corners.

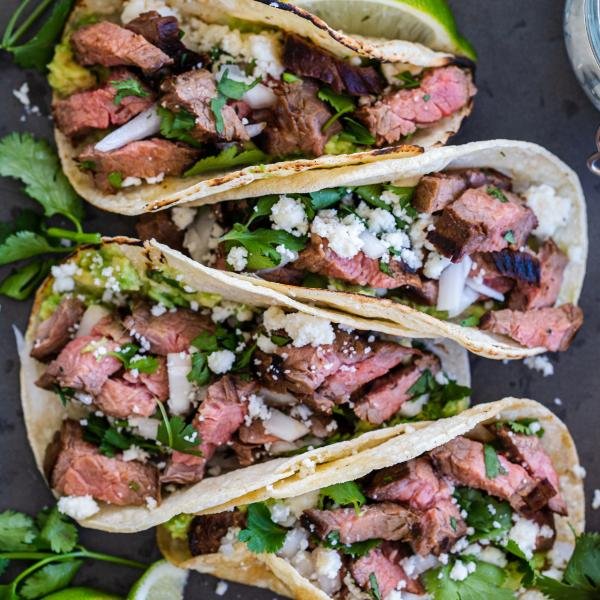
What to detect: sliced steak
<box><xmin>282</xmin><ymin>34</ymin><xmax>383</xmax><ymax>96</ymax></box>
<box><xmin>412</xmin><ymin>499</ymin><xmax>467</xmax><ymax>555</ymax></box>
<box><xmin>366</xmin><ymin>457</ymin><xmax>451</xmax><ymax>510</ymax></box>
<box><xmin>259</xmin><ymin>80</ymin><xmax>340</xmax><ymax>157</ymax></box>
<box><xmin>123</xmin><ymin>305</ymin><xmax>213</xmax><ymax>355</ymax></box>
<box><xmin>36</xmin><ymin>336</ymin><xmax>122</xmax><ymax>395</ymax></box>
<box><xmin>479</xmin><ymin>304</ymin><xmax>583</xmax><ymax>351</ymax></box>
<box><xmin>161</xmin><ymin>376</ymin><xmax>253</xmax><ymax>484</ymax></box>
<box><xmin>136</xmin><ymin>211</ymin><xmax>185</xmax><ymax>251</ymax></box>
<box><xmin>356</xmin><ymin>66</ymin><xmax>475</xmax><ymax>145</ymax></box>
<box><xmin>230</xmin><ymin>439</ymin><xmax>259</xmax><ymax>466</ymax></box>
<box><xmin>427</xmin><ymin>187</ymin><xmax>538</xmax><ymax>262</ymax></box>
<box><xmin>188</xmin><ymin>510</ymin><xmax>246</xmax><ymax>556</ymax></box>
<box><xmin>71</xmin><ymin>21</ymin><xmax>173</xmax><ymax>73</ymax></box>
<box><xmin>125</xmin><ymin>355</ymin><xmax>169</xmax><ymax>400</ymax></box>
<box><xmin>531</xmin><ymin>510</ymin><xmax>557</xmax><ymax>552</ymax></box>
<box><xmin>95</xmin><ymin>377</ymin><xmax>157</xmax><ymax>418</ymax></box>
<box><xmin>53</xmin><ymin>68</ymin><xmax>153</xmax><ymax>138</ymax></box>
<box><xmin>509</xmin><ymin>240</ymin><xmax>567</xmax><ymax>310</ymax></box>
<box><xmin>90</xmin><ymin>314</ymin><xmax>132</xmax><ymax>344</ymax></box>
<box><xmin>430</xmin><ymin>436</ymin><xmax>553</xmax><ymax>512</ymax></box>
<box><xmin>238</xmin><ymin>420</ymin><xmax>279</xmax><ymax>445</ymax></box>
<box><xmin>294</xmin><ymin>234</ymin><xmax>422</xmax><ymax>289</ymax></box>
<box><xmin>78</xmin><ymin>138</ymin><xmax>199</xmax><ymax>193</ymax></box>
<box><xmin>353</xmin><ymin>353</ymin><xmax>439</xmax><ymax>424</ymax></box>
<box><xmin>31</xmin><ymin>297</ymin><xmax>85</xmax><ymax>360</ymax></box>
<box><xmin>489</xmin><ymin>249</ymin><xmax>540</xmax><ymax>285</ymax></box>
<box><xmin>496</xmin><ymin>426</ymin><xmax>567</xmax><ymax>515</ymax></box>
<box><xmin>49</xmin><ymin>420</ymin><xmax>158</xmax><ymax>506</ymax></box>
<box><xmin>160</xmin><ymin>69</ymin><xmax>248</xmax><ymax>142</ymax></box>
<box><xmin>470</xmin><ymin>253</ymin><xmax>515</xmax><ymax>298</ymax></box>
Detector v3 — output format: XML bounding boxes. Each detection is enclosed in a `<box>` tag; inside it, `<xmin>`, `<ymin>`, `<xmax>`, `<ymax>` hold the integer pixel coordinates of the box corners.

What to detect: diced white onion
<box><xmin>243</xmin><ymin>83</ymin><xmax>277</xmax><ymax>109</ymax></box>
<box><xmin>95</xmin><ymin>104</ymin><xmax>161</xmax><ymax>153</ymax></box>
<box><xmin>260</xmin><ymin>388</ymin><xmax>298</xmax><ymax>406</ymax></box>
<box><xmin>167</xmin><ymin>352</ymin><xmax>193</xmax><ymax>415</ymax></box>
<box><xmin>263</xmin><ymin>409</ymin><xmax>310</xmax><ymax>442</ymax></box>
<box><xmin>454</xmin><ymin>286</ymin><xmax>480</xmax><ymax>317</ymax></box>
<box><xmin>437</xmin><ymin>256</ymin><xmax>472</xmax><ymax>317</ymax></box>
<box><xmin>465</xmin><ymin>278</ymin><xmax>505</xmax><ymax>302</ymax></box>
<box><xmin>399</xmin><ymin>393</ymin><xmax>430</xmax><ymax>417</ymax></box>
<box><xmin>76</xmin><ymin>304</ymin><xmax>111</xmax><ymax>338</ymax></box>
<box><xmin>244</xmin><ymin>122</ymin><xmax>266</xmax><ymax>138</ymax></box>
<box><xmin>128</xmin><ymin>417</ymin><xmax>160</xmax><ymax>440</ymax></box>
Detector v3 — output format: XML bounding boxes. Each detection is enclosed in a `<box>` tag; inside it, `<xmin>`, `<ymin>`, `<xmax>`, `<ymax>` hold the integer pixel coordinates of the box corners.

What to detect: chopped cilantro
<box><xmin>109</xmin><ymin>343</ymin><xmax>158</xmax><ymax>374</ymax></box>
<box><xmin>319</xmin><ymin>481</ymin><xmax>366</xmax><ymax>512</ymax></box>
<box><xmin>157</xmin><ymin>106</ymin><xmax>200</xmax><ymax>147</ymax></box>
<box><xmin>187</xmin><ymin>352</ymin><xmax>210</xmax><ymax>385</ymax></box>
<box><xmin>487</xmin><ymin>186</ymin><xmax>508</xmax><ymax>202</ymax></box>
<box><xmin>83</xmin><ymin>414</ymin><xmax>158</xmax><ymax>458</ymax></box>
<box><xmin>501</xmin><ymin>419</ymin><xmax>544</xmax><ymax>438</ymax></box>
<box><xmin>396</xmin><ymin>71</ymin><xmax>421</xmax><ymax>89</ymax></box>
<box><xmin>53</xmin><ymin>385</ymin><xmax>75</xmax><ymax>406</ymax></box>
<box><xmin>483</xmin><ymin>444</ymin><xmax>508</xmax><ymax>479</ymax></box>
<box><xmin>282</xmin><ymin>72</ymin><xmax>301</xmax><ymax>83</ymax></box>
<box><xmin>107</xmin><ymin>171</ymin><xmax>123</xmax><ymax>189</ymax></box>
<box><xmin>156</xmin><ymin>403</ymin><xmax>202</xmax><ymax>456</ymax></box>
<box><xmin>379</xmin><ymin>261</ymin><xmax>392</xmax><ymax>275</ymax></box>
<box><xmin>453</xmin><ymin>487</ymin><xmax>512</xmax><ymax>541</ymax></box>
<box><xmin>110</xmin><ymin>78</ymin><xmax>149</xmax><ymax>104</ymax></box>
<box><xmin>309</xmin><ymin>187</ymin><xmax>347</xmax><ymax>210</ymax></box>
<box><xmin>238</xmin><ymin>502</ymin><xmax>287</xmax><ymax>553</ymax></box>
<box><xmin>423</xmin><ymin>93</ymin><xmax>431</xmax><ymax>101</ymax></box>
<box><xmin>185</xmin><ymin>144</ymin><xmax>268</xmax><ymax>177</ymax></box>
<box><xmin>323</xmin><ymin>532</ymin><xmax>381</xmax><ymax>558</ymax></box>
<box><xmin>271</xmin><ymin>334</ymin><xmax>292</xmax><ymax>347</ymax></box>
<box><xmin>450</xmin><ymin>516</ymin><xmax>457</xmax><ymax>532</ymax></box>
<box><xmin>246</xmin><ymin>195</ymin><xmax>279</xmax><ymax>226</ymax></box>
<box><xmin>317</xmin><ymin>86</ymin><xmax>355</xmax><ymax>130</ymax></box>
<box><xmin>369</xmin><ymin>573</ymin><xmax>382</xmax><ymax>600</ymax></box>
<box><xmin>340</xmin><ymin>117</ymin><xmax>375</xmax><ymax>145</ymax></box>
<box><xmin>211</xmin><ymin>69</ymin><xmax>259</xmax><ymax>135</ymax></box>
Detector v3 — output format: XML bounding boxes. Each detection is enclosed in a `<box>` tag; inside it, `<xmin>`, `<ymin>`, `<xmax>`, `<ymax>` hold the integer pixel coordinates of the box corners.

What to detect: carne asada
<box><xmin>30</xmin><ymin>244</ymin><xmax>469</xmax><ymax>511</ymax></box>
<box><xmin>172</xmin><ymin>409</ymin><xmax>569</xmax><ymax>598</ymax></box>
<box><xmin>171</xmin><ymin>163</ymin><xmax>582</xmax><ymax>351</ymax></box>
<box><xmin>51</xmin><ymin>4</ymin><xmax>475</xmax><ymax>193</ymax></box>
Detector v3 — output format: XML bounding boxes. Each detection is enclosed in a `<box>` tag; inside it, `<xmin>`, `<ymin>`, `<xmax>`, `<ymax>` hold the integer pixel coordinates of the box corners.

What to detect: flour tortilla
<box><xmin>55</xmin><ymin>0</ymin><xmax>473</xmax><ymax>215</ymax></box>
<box><xmin>21</xmin><ymin>239</ymin><xmax>469</xmax><ymax>532</ymax></box>
<box><xmin>184</xmin><ymin>139</ymin><xmax>587</xmax><ymax>359</ymax></box>
<box><xmin>158</xmin><ymin>397</ymin><xmax>585</xmax><ymax>600</ymax></box>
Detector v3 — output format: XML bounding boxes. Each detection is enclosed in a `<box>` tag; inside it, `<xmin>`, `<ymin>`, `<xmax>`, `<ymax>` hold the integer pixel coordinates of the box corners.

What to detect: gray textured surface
<box><xmin>0</xmin><ymin>0</ymin><xmax>598</xmax><ymax>597</ymax></box>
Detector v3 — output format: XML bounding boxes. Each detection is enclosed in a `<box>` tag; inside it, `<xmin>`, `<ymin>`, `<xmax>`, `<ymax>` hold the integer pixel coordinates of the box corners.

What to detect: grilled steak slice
<box><xmin>355</xmin><ymin>66</ymin><xmax>474</xmax><ymax>145</ymax></box>
<box><xmin>353</xmin><ymin>353</ymin><xmax>439</xmax><ymax>424</ymax></box>
<box><xmin>90</xmin><ymin>314</ymin><xmax>132</xmax><ymax>344</ymax></box>
<box><xmin>123</xmin><ymin>305</ymin><xmax>213</xmax><ymax>355</ymax></box>
<box><xmin>489</xmin><ymin>249</ymin><xmax>540</xmax><ymax>284</ymax></box>
<box><xmin>366</xmin><ymin>457</ymin><xmax>451</xmax><ymax>510</ymax></box>
<box><xmin>136</xmin><ymin>212</ymin><xmax>185</xmax><ymax>251</ymax></box>
<box><xmin>160</xmin><ymin>69</ymin><xmax>248</xmax><ymax>142</ymax></box>
<box><xmin>71</xmin><ymin>21</ymin><xmax>172</xmax><ymax>73</ymax></box>
<box><xmin>455</xmin><ymin>168</ymin><xmax>512</xmax><ymax>190</ymax></box>
<box><xmin>49</xmin><ymin>420</ymin><xmax>158</xmax><ymax>506</ymax></box>
<box><xmin>78</xmin><ymin>138</ymin><xmax>199</xmax><ymax>193</ymax></box>
<box><xmin>282</xmin><ymin>35</ymin><xmax>383</xmax><ymax>96</ymax></box>
<box><xmin>188</xmin><ymin>510</ymin><xmax>246</xmax><ymax>556</ymax></box>
<box><xmin>260</xmin><ymin>265</ymin><xmax>305</xmax><ymax>286</ymax></box>
<box><xmin>231</xmin><ymin>439</ymin><xmax>258</xmax><ymax>466</ymax></box>
<box><xmin>427</xmin><ymin>187</ymin><xmax>538</xmax><ymax>262</ymax></box>
<box><xmin>351</xmin><ymin>545</ymin><xmax>421</xmax><ymax>598</ymax></box>
<box><xmin>124</xmin><ymin>356</ymin><xmax>169</xmax><ymax>400</ymax></box>
<box><xmin>412</xmin><ymin>499</ymin><xmax>467</xmax><ymax>555</ymax></box>
<box><xmin>259</xmin><ymin>80</ymin><xmax>340</xmax><ymax>157</ymax></box>
<box><xmin>531</xmin><ymin>510</ymin><xmax>557</xmax><ymax>551</ymax></box>
<box><xmin>36</xmin><ymin>336</ymin><xmax>121</xmax><ymax>394</ymax></box>
<box><xmin>430</xmin><ymin>436</ymin><xmax>553</xmax><ymax>512</ymax></box>
<box><xmin>95</xmin><ymin>377</ymin><xmax>157</xmax><ymax>418</ymax></box>
<box><xmin>294</xmin><ymin>234</ymin><xmax>422</xmax><ymax>289</ymax></box>
<box><xmin>470</xmin><ymin>253</ymin><xmax>515</xmax><ymax>297</ymax></box>
<box><xmin>509</xmin><ymin>240</ymin><xmax>568</xmax><ymax>310</ymax></box>
<box><xmin>53</xmin><ymin>68</ymin><xmax>153</xmax><ymax>138</ymax></box>
<box><xmin>302</xmin><ymin>502</ymin><xmax>417</xmax><ymax>544</ymax></box>
<box><xmin>161</xmin><ymin>376</ymin><xmax>253</xmax><ymax>484</ymax></box>
<box><xmin>238</xmin><ymin>420</ymin><xmax>279</xmax><ymax>445</ymax></box>
<box><xmin>125</xmin><ymin>11</ymin><xmax>202</xmax><ymax>72</ymax></box>
<box><xmin>479</xmin><ymin>304</ymin><xmax>583</xmax><ymax>351</ymax></box>
<box><xmin>496</xmin><ymin>426</ymin><xmax>567</xmax><ymax>515</ymax></box>
<box><xmin>31</xmin><ymin>297</ymin><xmax>85</xmax><ymax>360</ymax></box>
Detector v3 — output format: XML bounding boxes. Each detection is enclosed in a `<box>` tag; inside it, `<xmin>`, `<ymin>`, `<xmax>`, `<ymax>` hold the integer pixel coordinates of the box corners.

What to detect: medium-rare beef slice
<box><xmin>259</xmin><ymin>80</ymin><xmax>340</xmax><ymax>157</ymax></box>
<box><xmin>71</xmin><ymin>21</ymin><xmax>173</xmax><ymax>73</ymax></box>
<box><xmin>282</xmin><ymin>34</ymin><xmax>383</xmax><ymax>96</ymax></box>
<box><xmin>469</xmin><ymin>253</ymin><xmax>515</xmax><ymax>298</ymax></box>
<box><xmin>427</xmin><ymin>187</ymin><xmax>538</xmax><ymax>262</ymax></box>
<box><xmin>49</xmin><ymin>420</ymin><xmax>159</xmax><ymax>505</ymax></box>
<box><xmin>90</xmin><ymin>314</ymin><xmax>132</xmax><ymax>344</ymax></box>
<box><xmin>136</xmin><ymin>211</ymin><xmax>185</xmax><ymax>251</ymax></box>
<box><xmin>31</xmin><ymin>297</ymin><xmax>85</xmax><ymax>360</ymax></box>
<box><xmin>488</xmin><ymin>249</ymin><xmax>540</xmax><ymax>284</ymax></box>
<box><xmin>160</xmin><ymin>69</ymin><xmax>248</xmax><ymax>142</ymax></box>
<box><xmin>411</xmin><ymin>499</ymin><xmax>467</xmax><ymax>555</ymax></box>
<box><xmin>53</xmin><ymin>68</ymin><xmax>154</xmax><ymax>138</ymax></box>
<box><xmin>188</xmin><ymin>510</ymin><xmax>246</xmax><ymax>555</ymax></box>
<box><xmin>479</xmin><ymin>304</ymin><xmax>583</xmax><ymax>351</ymax></box>
<box><xmin>78</xmin><ymin>138</ymin><xmax>199</xmax><ymax>193</ymax></box>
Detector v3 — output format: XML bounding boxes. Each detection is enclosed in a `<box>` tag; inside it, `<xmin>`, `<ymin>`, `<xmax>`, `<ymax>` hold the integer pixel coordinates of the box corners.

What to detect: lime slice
<box><xmin>126</xmin><ymin>560</ymin><xmax>188</xmax><ymax>600</ymax></box>
<box><xmin>43</xmin><ymin>588</ymin><xmax>121</xmax><ymax>600</ymax></box>
<box><xmin>293</xmin><ymin>0</ymin><xmax>476</xmax><ymax>59</ymax></box>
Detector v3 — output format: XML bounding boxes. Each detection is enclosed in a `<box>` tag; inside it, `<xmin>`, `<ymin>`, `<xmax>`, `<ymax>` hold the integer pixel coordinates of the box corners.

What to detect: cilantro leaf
<box><xmin>20</xmin><ymin>559</ymin><xmax>82</xmax><ymax>599</ymax></box>
<box><xmin>0</xmin><ymin>133</ymin><xmax>83</xmax><ymax>226</ymax></box>
<box><xmin>246</xmin><ymin>195</ymin><xmax>279</xmax><ymax>226</ymax></box>
<box><xmin>318</xmin><ymin>87</ymin><xmax>355</xmax><ymax>130</ymax></box>
<box><xmin>0</xmin><ymin>231</ymin><xmax>69</xmax><ymax>265</ymax></box>
<box><xmin>309</xmin><ymin>188</ymin><xmax>347</xmax><ymax>211</ymax></box>
<box><xmin>487</xmin><ymin>186</ymin><xmax>508</xmax><ymax>203</ymax></box>
<box><xmin>110</xmin><ymin>78</ymin><xmax>149</xmax><ymax>104</ymax></box>
<box><xmin>319</xmin><ymin>481</ymin><xmax>366</xmax><ymax>512</ymax></box>
<box><xmin>187</xmin><ymin>352</ymin><xmax>210</xmax><ymax>385</ymax></box>
<box><xmin>157</xmin><ymin>106</ymin><xmax>200</xmax><ymax>147</ymax></box>
<box><xmin>453</xmin><ymin>487</ymin><xmax>512</xmax><ymax>541</ymax></box>
<box><xmin>484</xmin><ymin>444</ymin><xmax>507</xmax><ymax>479</ymax></box>
<box><xmin>156</xmin><ymin>407</ymin><xmax>202</xmax><ymax>456</ymax></box>
<box><xmin>504</xmin><ymin>230</ymin><xmax>515</xmax><ymax>244</ymax></box>
<box><xmin>108</xmin><ymin>343</ymin><xmax>158</xmax><ymax>374</ymax></box>
<box><xmin>369</xmin><ymin>573</ymin><xmax>382</xmax><ymax>600</ymax></box>
<box><xmin>323</xmin><ymin>531</ymin><xmax>381</xmax><ymax>558</ymax></box>
<box><xmin>185</xmin><ymin>144</ymin><xmax>268</xmax><ymax>177</ymax></box>
<box><xmin>83</xmin><ymin>414</ymin><xmax>158</xmax><ymax>458</ymax></box>
<box><xmin>217</xmin><ymin>69</ymin><xmax>259</xmax><ymax>100</ymax></box>
<box><xmin>396</xmin><ymin>71</ymin><xmax>421</xmax><ymax>89</ymax></box>
<box><xmin>282</xmin><ymin>72</ymin><xmax>301</xmax><ymax>83</ymax></box>
<box><xmin>0</xmin><ymin>259</ymin><xmax>52</xmax><ymax>300</ymax></box>
<box><xmin>500</xmin><ymin>419</ymin><xmax>544</xmax><ymax>438</ymax></box>
<box><xmin>238</xmin><ymin>502</ymin><xmax>287</xmax><ymax>554</ymax></box>
<box><xmin>36</xmin><ymin>507</ymin><xmax>78</xmax><ymax>553</ymax></box>
<box><xmin>340</xmin><ymin>117</ymin><xmax>375</xmax><ymax>145</ymax></box>
<box><xmin>210</xmin><ymin>95</ymin><xmax>227</xmax><ymax>135</ymax></box>
<box><xmin>0</xmin><ymin>510</ymin><xmax>38</xmax><ymax>551</ymax></box>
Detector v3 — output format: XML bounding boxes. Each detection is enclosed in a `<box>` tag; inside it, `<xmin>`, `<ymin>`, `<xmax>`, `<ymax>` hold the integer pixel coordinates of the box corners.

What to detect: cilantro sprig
<box><xmin>238</xmin><ymin>502</ymin><xmax>287</xmax><ymax>554</ymax></box>
<box><xmin>184</xmin><ymin>143</ymin><xmax>268</xmax><ymax>177</ymax></box>
<box><xmin>211</xmin><ymin>69</ymin><xmax>259</xmax><ymax>135</ymax></box>
<box><xmin>453</xmin><ymin>487</ymin><xmax>512</xmax><ymax>541</ymax></box>
<box><xmin>108</xmin><ymin>343</ymin><xmax>159</xmax><ymax>374</ymax></box>
<box><xmin>156</xmin><ymin>402</ymin><xmax>202</xmax><ymax>456</ymax></box>
<box><xmin>0</xmin><ymin>133</ymin><xmax>101</xmax><ymax>299</ymax></box>
<box><xmin>499</xmin><ymin>419</ymin><xmax>544</xmax><ymax>438</ymax></box>
<box><xmin>323</xmin><ymin>532</ymin><xmax>380</xmax><ymax>558</ymax></box>
<box><xmin>319</xmin><ymin>481</ymin><xmax>366</xmax><ymax>512</ymax></box>
<box><xmin>110</xmin><ymin>78</ymin><xmax>149</xmax><ymax>105</ymax></box>
<box><xmin>483</xmin><ymin>444</ymin><xmax>508</xmax><ymax>479</ymax></box>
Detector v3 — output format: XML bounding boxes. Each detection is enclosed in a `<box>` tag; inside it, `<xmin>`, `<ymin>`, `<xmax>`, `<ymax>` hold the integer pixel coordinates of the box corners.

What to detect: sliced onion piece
<box><xmin>95</xmin><ymin>104</ymin><xmax>161</xmax><ymax>153</ymax></box>
<box><xmin>268</xmin><ymin>440</ymin><xmax>301</xmax><ymax>455</ymax></box>
<box><xmin>436</xmin><ymin>256</ymin><xmax>472</xmax><ymax>316</ymax></box>
<box><xmin>244</xmin><ymin>122</ymin><xmax>266</xmax><ymax>138</ymax></box>
<box><xmin>453</xmin><ymin>285</ymin><xmax>480</xmax><ymax>318</ymax></box>
<box><xmin>465</xmin><ymin>278</ymin><xmax>505</xmax><ymax>302</ymax></box>
<box><xmin>166</xmin><ymin>352</ymin><xmax>193</xmax><ymax>415</ymax></box>
<box><xmin>260</xmin><ymin>388</ymin><xmax>298</xmax><ymax>406</ymax></box>
<box><xmin>263</xmin><ymin>409</ymin><xmax>310</xmax><ymax>442</ymax></box>
<box><xmin>243</xmin><ymin>83</ymin><xmax>277</xmax><ymax>109</ymax></box>
<box><xmin>76</xmin><ymin>304</ymin><xmax>111</xmax><ymax>338</ymax></box>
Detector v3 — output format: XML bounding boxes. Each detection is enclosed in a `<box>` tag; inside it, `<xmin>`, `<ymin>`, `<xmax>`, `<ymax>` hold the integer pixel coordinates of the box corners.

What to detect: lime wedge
<box><xmin>294</xmin><ymin>0</ymin><xmax>476</xmax><ymax>59</ymax></box>
<box><xmin>126</xmin><ymin>560</ymin><xmax>188</xmax><ymax>600</ymax></box>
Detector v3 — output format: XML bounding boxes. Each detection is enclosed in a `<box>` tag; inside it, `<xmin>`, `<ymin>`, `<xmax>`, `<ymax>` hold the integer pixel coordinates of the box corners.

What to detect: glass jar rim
<box><xmin>586</xmin><ymin>0</ymin><xmax>600</xmax><ymax>65</ymax></box>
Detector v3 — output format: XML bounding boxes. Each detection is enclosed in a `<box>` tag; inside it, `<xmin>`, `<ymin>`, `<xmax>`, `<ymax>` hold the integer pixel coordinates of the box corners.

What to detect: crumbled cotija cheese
<box><xmin>270</xmin><ymin>195</ymin><xmax>309</xmax><ymax>236</ymax></box>
<box><xmin>51</xmin><ymin>262</ymin><xmax>78</xmax><ymax>293</ymax></box>
<box><xmin>262</xmin><ymin>307</ymin><xmax>334</xmax><ymax>347</ymax></box>
<box><xmin>592</xmin><ymin>489</ymin><xmax>600</xmax><ymax>509</ymax></box>
<box><xmin>57</xmin><ymin>495</ymin><xmax>100</xmax><ymax>520</ymax></box>
<box><xmin>215</xmin><ymin>581</ymin><xmax>228</xmax><ymax>596</ymax></box>
<box><xmin>121</xmin><ymin>445</ymin><xmax>149</xmax><ymax>462</ymax></box>
<box><xmin>226</xmin><ymin>246</ymin><xmax>249</xmax><ymax>271</ymax></box>
<box><xmin>524</xmin><ymin>184</ymin><xmax>571</xmax><ymax>239</ymax></box>
<box><xmin>245</xmin><ymin>394</ymin><xmax>271</xmax><ymax>425</ymax></box>
<box><xmin>449</xmin><ymin>560</ymin><xmax>476</xmax><ymax>581</ymax></box>
<box><xmin>171</xmin><ymin>206</ymin><xmax>196</xmax><ymax>230</ymax></box>
<box><xmin>523</xmin><ymin>354</ymin><xmax>554</xmax><ymax>377</ymax></box>
<box><xmin>311</xmin><ymin>210</ymin><xmax>365</xmax><ymax>258</ymax></box>
<box><xmin>207</xmin><ymin>349</ymin><xmax>236</xmax><ymax>374</ymax></box>
<box><xmin>508</xmin><ymin>515</ymin><xmax>552</xmax><ymax>559</ymax></box>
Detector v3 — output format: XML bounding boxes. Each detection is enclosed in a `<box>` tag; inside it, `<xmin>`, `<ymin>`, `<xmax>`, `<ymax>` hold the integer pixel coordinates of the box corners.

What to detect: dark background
<box><xmin>0</xmin><ymin>0</ymin><xmax>598</xmax><ymax>597</ymax></box>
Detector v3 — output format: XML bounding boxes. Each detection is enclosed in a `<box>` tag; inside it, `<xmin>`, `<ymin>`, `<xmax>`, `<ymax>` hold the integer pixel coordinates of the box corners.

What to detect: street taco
<box><xmin>51</xmin><ymin>0</ymin><xmax>475</xmax><ymax>215</ymax></box>
<box><xmin>144</xmin><ymin>139</ymin><xmax>587</xmax><ymax>359</ymax></box>
<box><xmin>158</xmin><ymin>398</ymin><xmax>585</xmax><ymax>599</ymax></box>
<box><xmin>20</xmin><ymin>239</ymin><xmax>470</xmax><ymax>532</ymax></box>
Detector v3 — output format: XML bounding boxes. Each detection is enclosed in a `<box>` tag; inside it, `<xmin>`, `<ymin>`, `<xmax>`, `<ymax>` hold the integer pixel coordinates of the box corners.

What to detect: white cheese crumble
<box><xmin>207</xmin><ymin>349</ymin><xmax>236</xmax><ymax>374</ymax></box>
<box><xmin>57</xmin><ymin>495</ymin><xmax>100</xmax><ymax>520</ymax></box>
<box><xmin>171</xmin><ymin>206</ymin><xmax>196</xmax><ymax>230</ymax></box>
<box><xmin>51</xmin><ymin>262</ymin><xmax>78</xmax><ymax>293</ymax></box>
<box><xmin>523</xmin><ymin>354</ymin><xmax>554</xmax><ymax>377</ymax></box>
<box><xmin>270</xmin><ymin>195</ymin><xmax>309</xmax><ymax>237</ymax></box>
<box><xmin>423</xmin><ymin>252</ymin><xmax>451</xmax><ymax>280</ymax></box>
<box><xmin>218</xmin><ymin>526</ymin><xmax>241</xmax><ymax>557</ymax></box>
<box><xmin>311</xmin><ymin>210</ymin><xmax>365</xmax><ymax>258</ymax></box>
<box><xmin>256</xmin><ymin>334</ymin><xmax>277</xmax><ymax>354</ymax></box>
<box><xmin>128</xmin><ymin>417</ymin><xmax>160</xmax><ymax>439</ymax></box>
<box><xmin>449</xmin><ymin>560</ymin><xmax>476</xmax><ymax>581</ymax></box>
<box><xmin>314</xmin><ymin>547</ymin><xmax>343</xmax><ymax>580</ymax></box>
<box><xmin>276</xmin><ymin>244</ymin><xmax>299</xmax><ymax>265</ymax></box>
<box><xmin>226</xmin><ymin>246</ymin><xmax>249</xmax><ymax>271</ymax></box>
<box><xmin>13</xmin><ymin>82</ymin><xmax>40</xmax><ymax>119</ymax></box>
<box><xmin>121</xmin><ymin>445</ymin><xmax>149</xmax><ymax>462</ymax></box>
<box><xmin>508</xmin><ymin>515</ymin><xmax>553</xmax><ymax>559</ymax></box>
<box><xmin>244</xmin><ymin>394</ymin><xmax>271</xmax><ymax>425</ymax></box>
<box><xmin>524</xmin><ymin>184</ymin><xmax>571</xmax><ymax>239</ymax></box>
<box><xmin>592</xmin><ymin>489</ymin><xmax>600</xmax><ymax>509</ymax></box>
<box><xmin>478</xmin><ymin>546</ymin><xmax>507</xmax><ymax>568</ymax></box>
<box><xmin>151</xmin><ymin>303</ymin><xmax>167</xmax><ymax>317</ymax></box>
<box><xmin>262</xmin><ymin>307</ymin><xmax>335</xmax><ymax>347</ymax></box>
<box><xmin>215</xmin><ymin>581</ymin><xmax>228</xmax><ymax>596</ymax></box>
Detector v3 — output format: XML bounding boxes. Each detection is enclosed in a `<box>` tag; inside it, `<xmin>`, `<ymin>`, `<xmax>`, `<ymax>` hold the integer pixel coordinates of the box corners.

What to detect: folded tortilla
<box><xmin>21</xmin><ymin>238</ymin><xmax>469</xmax><ymax>532</ymax></box>
<box><xmin>180</xmin><ymin>139</ymin><xmax>587</xmax><ymax>359</ymax></box>
<box><xmin>157</xmin><ymin>397</ymin><xmax>585</xmax><ymax>599</ymax></box>
<box><xmin>55</xmin><ymin>0</ymin><xmax>473</xmax><ymax>215</ymax></box>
